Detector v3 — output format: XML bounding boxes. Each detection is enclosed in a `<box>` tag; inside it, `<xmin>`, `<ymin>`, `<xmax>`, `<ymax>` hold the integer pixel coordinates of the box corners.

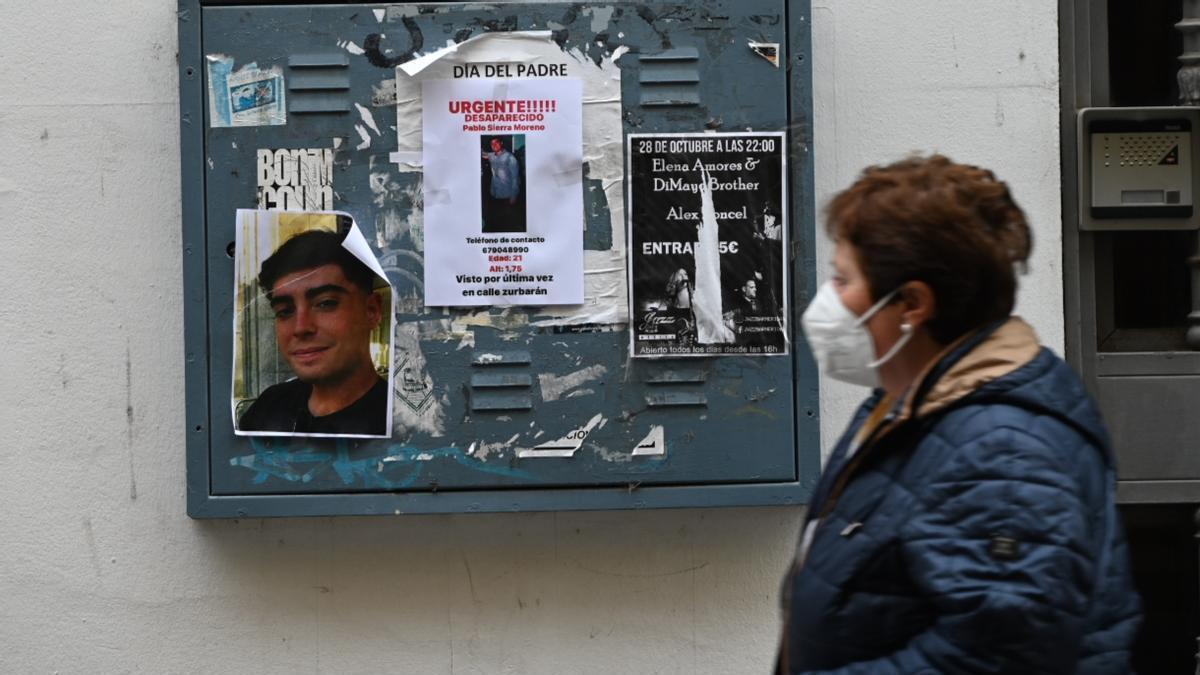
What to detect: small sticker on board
<box><xmin>206</xmin><ymin>54</ymin><xmax>287</xmax><ymax>128</ymax></box>
<box><xmin>748</xmin><ymin>41</ymin><xmax>781</xmax><ymax>68</ymax></box>
<box><xmin>632</xmin><ymin>426</ymin><xmax>666</xmax><ymax>456</ymax></box>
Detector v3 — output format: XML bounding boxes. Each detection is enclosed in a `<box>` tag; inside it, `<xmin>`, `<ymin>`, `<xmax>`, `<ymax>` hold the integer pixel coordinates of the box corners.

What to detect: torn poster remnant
<box><xmin>257</xmin><ymin>148</ymin><xmax>333</xmax><ymax>210</ymax></box>
<box><xmin>632</xmin><ymin>426</ymin><xmax>666</xmax><ymax>456</ymax></box>
<box><xmin>517</xmin><ymin>414</ymin><xmax>604</xmax><ymax>458</ymax></box>
<box><xmin>538</xmin><ymin>365</ymin><xmax>606</xmax><ymax>402</ymax></box>
<box><xmin>392</xmin><ymin>322</ymin><xmax>448</xmax><ymax>438</ymax></box>
<box><xmin>206</xmin><ymin>54</ymin><xmax>286</xmax><ymax>128</ymax></box>
<box><xmin>748</xmin><ymin>41</ymin><xmax>781</xmax><ymax>68</ymax></box>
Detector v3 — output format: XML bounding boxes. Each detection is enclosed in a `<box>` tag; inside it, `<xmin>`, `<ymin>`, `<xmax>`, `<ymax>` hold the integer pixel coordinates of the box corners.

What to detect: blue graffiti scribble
<box><xmin>231</xmin><ymin>438</ymin><xmax>535</xmax><ymax>488</ymax></box>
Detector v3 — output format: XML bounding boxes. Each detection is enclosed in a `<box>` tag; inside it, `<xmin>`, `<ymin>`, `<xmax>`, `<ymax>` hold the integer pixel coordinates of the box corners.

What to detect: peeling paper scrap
<box><xmin>373</xmin><ymin>78</ymin><xmax>399</xmax><ymax>107</ymax></box>
<box><xmin>400</xmin><ymin>30</ymin><xmax>555</xmax><ymax>77</ymax></box>
<box><xmin>518</xmin><ymin>414</ymin><xmax>603</xmax><ymax>458</ymax></box>
<box><xmin>354</xmin><ymin>124</ymin><xmax>371</xmax><ymax>150</ymax></box>
<box><xmin>632</xmin><ymin>426</ymin><xmax>666</xmax><ymax>456</ymax></box>
<box><xmin>748</xmin><ymin>41</ymin><xmax>781</xmax><ymax>68</ymax></box>
<box><xmin>388</xmin><ymin>151</ymin><xmax>423</xmax><ymax>168</ymax></box>
<box><xmin>231</xmin><ymin>210</ymin><xmax>394</xmax><ymax>438</ymax></box>
<box><xmin>341</xmin><ymin>218</ymin><xmax>389</xmax><ymax>280</ymax></box>
<box><xmin>206</xmin><ymin>54</ymin><xmax>286</xmax><ymax>128</ymax></box>
<box><xmin>355</xmin><ymin>103</ymin><xmax>381</xmax><ymax>135</ymax></box>
<box><xmin>338</xmin><ymin>39</ymin><xmax>366</xmax><ymax>56</ymax></box>
<box><xmin>393</xmin><ymin>322</ymin><xmax>448</xmax><ymax>437</ymax></box>
<box><xmin>450</xmin><ymin>309</ymin><xmax>529</xmax><ymax>332</ymax></box>
<box><xmin>538</xmin><ymin>365</ymin><xmax>607</xmax><ymax>402</ymax></box>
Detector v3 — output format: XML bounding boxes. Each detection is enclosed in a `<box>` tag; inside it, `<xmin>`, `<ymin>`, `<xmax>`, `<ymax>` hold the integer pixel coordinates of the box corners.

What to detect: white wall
<box><xmin>0</xmin><ymin>1</ymin><xmax>1060</xmax><ymax>672</ymax></box>
<box><xmin>811</xmin><ymin>0</ymin><xmax>1062</xmax><ymax>457</ymax></box>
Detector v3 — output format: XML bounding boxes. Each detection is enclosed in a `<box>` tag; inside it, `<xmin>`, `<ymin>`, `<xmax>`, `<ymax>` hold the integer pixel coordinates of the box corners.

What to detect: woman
<box><xmin>778</xmin><ymin>155</ymin><xmax>1140</xmax><ymax>674</ymax></box>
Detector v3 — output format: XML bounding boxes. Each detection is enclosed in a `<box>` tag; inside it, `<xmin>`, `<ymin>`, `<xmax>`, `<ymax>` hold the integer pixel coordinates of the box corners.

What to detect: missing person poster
<box><xmin>628</xmin><ymin>132</ymin><xmax>788</xmax><ymax>357</ymax></box>
<box><xmin>421</xmin><ymin>77</ymin><xmax>584</xmax><ymax>306</ymax></box>
<box><xmin>231</xmin><ymin>210</ymin><xmax>395</xmax><ymax>438</ymax></box>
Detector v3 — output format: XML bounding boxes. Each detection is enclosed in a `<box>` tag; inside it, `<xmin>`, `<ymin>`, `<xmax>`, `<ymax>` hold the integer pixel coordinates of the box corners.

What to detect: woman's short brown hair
<box><xmin>826</xmin><ymin>154</ymin><xmax>1033</xmax><ymax>345</ymax></box>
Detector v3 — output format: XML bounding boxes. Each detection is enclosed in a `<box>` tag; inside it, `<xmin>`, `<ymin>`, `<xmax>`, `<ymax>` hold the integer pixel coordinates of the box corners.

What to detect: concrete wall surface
<box><xmin>0</xmin><ymin>1</ymin><xmax>1059</xmax><ymax>673</ymax></box>
<box><xmin>810</xmin><ymin>0</ymin><xmax>1063</xmax><ymax>457</ymax></box>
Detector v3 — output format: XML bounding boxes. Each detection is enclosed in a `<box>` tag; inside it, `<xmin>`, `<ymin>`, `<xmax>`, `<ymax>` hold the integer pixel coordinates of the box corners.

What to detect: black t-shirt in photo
<box><xmin>238</xmin><ymin>376</ymin><xmax>389</xmax><ymax>436</ymax></box>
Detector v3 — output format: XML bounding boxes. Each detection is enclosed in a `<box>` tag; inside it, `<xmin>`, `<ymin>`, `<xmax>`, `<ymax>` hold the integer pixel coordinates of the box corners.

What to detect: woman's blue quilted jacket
<box><xmin>779</xmin><ymin>319</ymin><xmax>1141</xmax><ymax>674</ymax></box>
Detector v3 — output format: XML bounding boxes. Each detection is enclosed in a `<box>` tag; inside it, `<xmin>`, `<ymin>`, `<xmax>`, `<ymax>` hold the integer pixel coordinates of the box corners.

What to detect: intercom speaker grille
<box><xmin>1104</xmin><ymin>133</ymin><xmax>1182</xmax><ymax>167</ymax></box>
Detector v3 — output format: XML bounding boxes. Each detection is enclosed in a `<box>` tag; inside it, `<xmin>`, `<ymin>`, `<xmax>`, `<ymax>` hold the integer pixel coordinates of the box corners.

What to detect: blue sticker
<box><xmin>206</xmin><ymin>54</ymin><xmax>287</xmax><ymax>128</ymax></box>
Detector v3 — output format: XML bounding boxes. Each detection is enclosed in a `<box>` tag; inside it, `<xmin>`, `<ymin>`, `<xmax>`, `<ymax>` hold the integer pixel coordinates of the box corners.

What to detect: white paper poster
<box><xmin>231</xmin><ymin>210</ymin><xmax>395</xmax><ymax>439</ymax></box>
<box><xmin>421</xmin><ymin>77</ymin><xmax>584</xmax><ymax>306</ymax></box>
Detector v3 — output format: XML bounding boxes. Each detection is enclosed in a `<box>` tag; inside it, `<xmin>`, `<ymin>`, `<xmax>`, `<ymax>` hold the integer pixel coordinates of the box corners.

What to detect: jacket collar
<box><xmin>900</xmin><ymin>316</ymin><xmax>1042</xmax><ymax>423</ymax></box>
<box><xmin>810</xmin><ymin>318</ymin><xmax>1048</xmax><ymax>524</ymax></box>
<box><xmin>813</xmin><ymin>319</ymin><xmax>1042</xmax><ymax>509</ymax></box>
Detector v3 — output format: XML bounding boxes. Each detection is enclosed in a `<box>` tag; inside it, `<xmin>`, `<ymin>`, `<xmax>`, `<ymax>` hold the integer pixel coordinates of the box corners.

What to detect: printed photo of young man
<box><xmin>233</xmin><ymin>212</ymin><xmax>393</xmax><ymax>437</ymax></box>
<box><xmin>480</xmin><ymin>134</ymin><xmax>527</xmax><ymax>233</ymax></box>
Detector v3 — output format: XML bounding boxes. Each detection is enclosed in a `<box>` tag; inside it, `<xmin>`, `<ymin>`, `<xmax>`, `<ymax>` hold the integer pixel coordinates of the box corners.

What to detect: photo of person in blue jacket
<box><xmin>778</xmin><ymin>155</ymin><xmax>1142</xmax><ymax>674</ymax></box>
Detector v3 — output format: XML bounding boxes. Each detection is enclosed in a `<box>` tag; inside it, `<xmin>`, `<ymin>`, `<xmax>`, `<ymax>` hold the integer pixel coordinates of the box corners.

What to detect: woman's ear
<box><xmin>899</xmin><ymin>281</ymin><xmax>936</xmax><ymax>330</ymax></box>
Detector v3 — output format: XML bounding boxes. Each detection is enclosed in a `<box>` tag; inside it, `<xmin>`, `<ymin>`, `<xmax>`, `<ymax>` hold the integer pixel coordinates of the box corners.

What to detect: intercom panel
<box><xmin>1079</xmin><ymin>107</ymin><xmax>1200</xmax><ymax>230</ymax></box>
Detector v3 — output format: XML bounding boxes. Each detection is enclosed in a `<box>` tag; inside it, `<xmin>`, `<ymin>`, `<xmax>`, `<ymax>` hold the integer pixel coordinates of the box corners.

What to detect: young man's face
<box><xmin>490</xmin><ymin>138</ymin><xmax>503</xmax><ymax>153</ymax></box>
<box><xmin>268</xmin><ymin>263</ymin><xmax>382</xmax><ymax>387</ymax></box>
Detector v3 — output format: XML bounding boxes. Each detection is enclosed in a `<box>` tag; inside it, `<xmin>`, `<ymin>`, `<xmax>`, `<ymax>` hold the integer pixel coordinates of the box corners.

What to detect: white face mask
<box><xmin>800</xmin><ymin>281</ymin><xmax>914</xmax><ymax>388</ymax></box>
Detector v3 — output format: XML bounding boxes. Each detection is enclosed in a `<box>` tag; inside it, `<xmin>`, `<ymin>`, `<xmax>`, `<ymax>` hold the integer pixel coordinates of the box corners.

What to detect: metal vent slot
<box><xmin>645</xmin><ymin>391</ymin><xmax>707</xmax><ymax>407</ymax></box>
<box><xmin>288</xmin><ymin>53</ymin><xmax>349</xmax><ymax>68</ymax></box>
<box><xmin>639</xmin><ymin>66</ymin><xmax>700</xmax><ymax>84</ymax></box>
<box><xmin>470</xmin><ymin>351</ymin><xmax>533</xmax><ymax>411</ymax></box>
<box><xmin>693</xmin><ymin>15</ymin><xmax>731</xmax><ymax>31</ymax></box>
<box><xmin>470</xmin><ymin>373</ymin><xmax>533</xmax><ymax>388</ymax></box>
<box><xmin>471</xmin><ymin>350</ymin><xmax>532</xmax><ymax>366</ymax></box>
<box><xmin>470</xmin><ymin>392</ymin><xmax>534</xmax><ymax>411</ymax></box>
<box><xmin>290</xmin><ymin>72</ymin><xmax>351</xmax><ymax>91</ymax></box>
<box><xmin>289</xmin><ymin>94</ymin><xmax>350</xmax><ymax>114</ymax></box>
<box><xmin>287</xmin><ymin>52</ymin><xmax>349</xmax><ymax>115</ymax></box>
<box><xmin>639</xmin><ymin>48</ymin><xmax>701</xmax><ymax>107</ymax></box>
<box><xmin>644</xmin><ymin>369</ymin><xmax>707</xmax><ymax>385</ymax></box>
